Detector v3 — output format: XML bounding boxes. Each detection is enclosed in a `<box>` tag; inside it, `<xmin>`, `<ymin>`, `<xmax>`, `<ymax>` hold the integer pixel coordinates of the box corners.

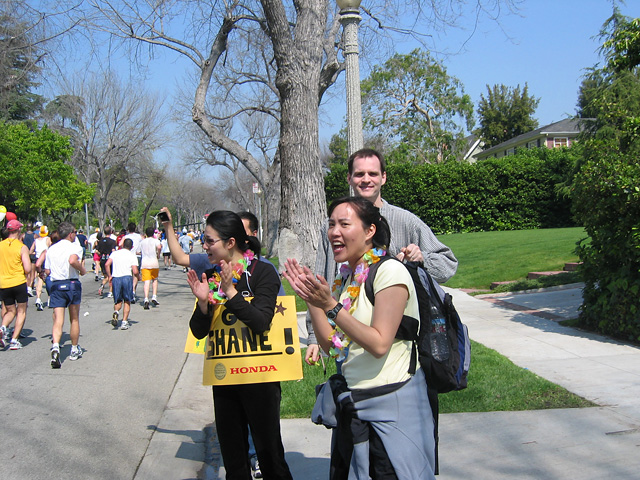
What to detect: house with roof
<box><xmin>469</xmin><ymin>118</ymin><xmax>589</xmax><ymax>162</ymax></box>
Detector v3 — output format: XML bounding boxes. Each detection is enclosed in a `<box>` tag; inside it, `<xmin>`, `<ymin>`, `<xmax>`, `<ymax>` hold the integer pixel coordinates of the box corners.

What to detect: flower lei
<box><xmin>328</xmin><ymin>247</ymin><xmax>386</xmax><ymax>361</ymax></box>
<box><xmin>207</xmin><ymin>250</ymin><xmax>256</xmax><ymax>304</ymax></box>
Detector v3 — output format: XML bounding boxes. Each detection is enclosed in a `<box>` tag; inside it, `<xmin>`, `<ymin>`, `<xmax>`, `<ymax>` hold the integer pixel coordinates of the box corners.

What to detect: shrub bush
<box><xmin>324</xmin><ymin>147</ymin><xmax>577</xmax><ymax>234</ymax></box>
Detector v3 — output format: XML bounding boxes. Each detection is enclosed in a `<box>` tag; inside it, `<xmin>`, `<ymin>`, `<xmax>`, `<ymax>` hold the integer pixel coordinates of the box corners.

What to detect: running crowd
<box><xmin>1</xmin><ymin>148</ymin><xmax>459</xmax><ymax>479</ymax></box>
<box><xmin>0</xmin><ymin>214</ymin><xmax>208</xmax><ymax>363</ymax></box>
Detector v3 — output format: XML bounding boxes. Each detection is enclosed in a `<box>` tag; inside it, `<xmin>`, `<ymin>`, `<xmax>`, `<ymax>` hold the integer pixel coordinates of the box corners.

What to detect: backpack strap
<box><xmin>363</xmin><ymin>256</ymin><xmax>397</xmax><ymax>304</ymax></box>
<box><xmin>364</xmin><ymin>256</ymin><xmax>419</xmax><ymax>374</ymax></box>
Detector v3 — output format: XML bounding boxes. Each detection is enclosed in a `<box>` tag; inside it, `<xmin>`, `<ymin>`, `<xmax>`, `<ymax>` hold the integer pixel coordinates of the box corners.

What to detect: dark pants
<box><xmin>212</xmin><ymin>382</ymin><xmax>293</xmax><ymax>480</ymax></box>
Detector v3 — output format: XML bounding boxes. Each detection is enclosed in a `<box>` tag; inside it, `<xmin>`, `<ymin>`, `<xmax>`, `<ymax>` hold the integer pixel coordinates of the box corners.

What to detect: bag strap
<box><xmin>364</xmin><ymin>256</ymin><xmax>419</xmax><ymax>374</ymax></box>
<box><xmin>363</xmin><ymin>256</ymin><xmax>397</xmax><ymax>305</ymax></box>
<box><xmin>242</xmin><ymin>257</ymin><xmax>259</xmax><ymax>297</ymax></box>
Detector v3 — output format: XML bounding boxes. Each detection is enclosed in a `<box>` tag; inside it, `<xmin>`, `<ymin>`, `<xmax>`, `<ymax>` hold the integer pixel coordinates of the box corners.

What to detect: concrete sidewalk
<box><xmin>137</xmin><ymin>285</ymin><xmax>640</xmax><ymax>479</ymax></box>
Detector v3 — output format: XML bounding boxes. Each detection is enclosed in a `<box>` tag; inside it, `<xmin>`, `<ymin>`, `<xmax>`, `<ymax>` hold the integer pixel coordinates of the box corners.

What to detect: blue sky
<box><xmin>320</xmin><ymin>0</ymin><xmax>639</xmax><ymax>142</ymax></box>
<box><xmin>46</xmin><ymin>1</ymin><xmax>637</xmax><ymax>161</ymax></box>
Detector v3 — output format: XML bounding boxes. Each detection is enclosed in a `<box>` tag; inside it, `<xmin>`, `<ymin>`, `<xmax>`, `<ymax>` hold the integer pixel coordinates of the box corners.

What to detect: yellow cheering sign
<box><xmin>185</xmin><ymin>296</ymin><xmax>303</xmax><ymax>386</ymax></box>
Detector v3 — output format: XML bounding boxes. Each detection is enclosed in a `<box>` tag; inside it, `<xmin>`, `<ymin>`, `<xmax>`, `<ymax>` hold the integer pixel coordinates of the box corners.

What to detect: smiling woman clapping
<box><xmin>283</xmin><ymin>197</ymin><xmax>436</xmax><ymax>479</ymax></box>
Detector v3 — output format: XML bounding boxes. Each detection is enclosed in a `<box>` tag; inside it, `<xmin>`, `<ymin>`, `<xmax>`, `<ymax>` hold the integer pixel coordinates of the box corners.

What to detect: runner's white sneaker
<box><xmin>69</xmin><ymin>345</ymin><xmax>83</xmax><ymax>361</ymax></box>
<box><xmin>51</xmin><ymin>348</ymin><xmax>61</xmax><ymax>368</ymax></box>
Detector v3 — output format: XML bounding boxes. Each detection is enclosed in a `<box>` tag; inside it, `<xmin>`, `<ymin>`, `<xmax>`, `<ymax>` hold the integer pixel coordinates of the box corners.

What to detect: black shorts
<box><xmin>100</xmin><ymin>259</ymin><xmax>112</xmax><ymax>276</ymax></box>
<box><xmin>0</xmin><ymin>283</ymin><xmax>28</xmax><ymax>305</ymax></box>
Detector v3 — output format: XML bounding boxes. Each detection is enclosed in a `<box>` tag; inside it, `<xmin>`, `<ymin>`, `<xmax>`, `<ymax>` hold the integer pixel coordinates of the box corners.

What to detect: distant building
<box><xmin>469</xmin><ymin>118</ymin><xmax>591</xmax><ymax>162</ymax></box>
<box><xmin>460</xmin><ymin>134</ymin><xmax>484</xmax><ymax>162</ymax></box>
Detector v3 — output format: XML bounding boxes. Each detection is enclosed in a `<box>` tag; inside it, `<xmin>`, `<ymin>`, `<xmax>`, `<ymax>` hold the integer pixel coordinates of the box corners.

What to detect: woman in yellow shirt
<box><xmin>0</xmin><ymin>220</ymin><xmax>32</xmax><ymax>350</ymax></box>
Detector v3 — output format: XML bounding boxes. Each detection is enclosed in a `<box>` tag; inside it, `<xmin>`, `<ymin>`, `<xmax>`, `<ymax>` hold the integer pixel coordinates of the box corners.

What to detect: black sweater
<box><xmin>189</xmin><ymin>259</ymin><xmax>280</xmax><ymax>339</ymax></box>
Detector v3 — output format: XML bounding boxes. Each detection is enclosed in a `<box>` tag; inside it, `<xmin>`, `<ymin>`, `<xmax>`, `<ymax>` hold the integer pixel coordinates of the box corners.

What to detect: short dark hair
<box><xmin>127</xmin><ymin>222</ymin><xmax>136</xmax><ymax>233</ymax></box>
<box><xmin>237</xmin><ymin>211</ymin><xmax>259</xmax><ymax>234</ymax></box>
<box><xmin>122</xmin><ymin>238</ymin><xmax>134</xmax><ymax>250</ymax></box>
<box><xmin>347</xmin><ymin>148</ymin><xmax>386</xmax><ymax>175</ymax></box>
<box><xmin>327</xmin><ymin>196</ymin><xmax>390</xmax><ymax>250</ymax></box>
<box><xmin>104</xmin><ymin>226</ymin><xmax>112</xmax><ymax>236</ymax></box>
<box><xmin>145</xmin><ymin>226</ymin><xmax>155</xmax><ymax>237</ymax></box>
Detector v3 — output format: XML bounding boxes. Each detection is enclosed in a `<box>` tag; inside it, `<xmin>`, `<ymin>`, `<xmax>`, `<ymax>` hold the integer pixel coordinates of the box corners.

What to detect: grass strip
<box><xmin>280</xmin><ymin>342</ymin><xmax>594</xmax><ymax>418</ymax></box>
<box><xmin>439</xmin><ymin>227</ymin><xmax>586</xmax><ymax>290</ymax></box>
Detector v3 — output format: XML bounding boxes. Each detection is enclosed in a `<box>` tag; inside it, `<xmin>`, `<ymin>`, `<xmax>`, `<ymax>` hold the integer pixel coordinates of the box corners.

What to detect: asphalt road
<box><xmin>0</xmin><ymin>264</ymin><xmax>196</xmax><ymax>480</ymax></box>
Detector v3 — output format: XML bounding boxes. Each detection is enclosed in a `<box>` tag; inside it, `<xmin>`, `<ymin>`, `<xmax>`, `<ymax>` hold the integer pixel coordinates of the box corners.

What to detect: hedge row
<box><xmin>325</xmin><ymin>148</ymin><xmax>578</xmax><ymax>234</ymax></box>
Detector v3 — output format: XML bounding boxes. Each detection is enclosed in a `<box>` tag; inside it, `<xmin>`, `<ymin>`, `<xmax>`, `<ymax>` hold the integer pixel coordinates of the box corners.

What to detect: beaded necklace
<box><xmin>207</xmin><ymin>249</ymin><xmax>256</xmax><ymax>304</ymax></box>
<box><xmin>328</xmin><ymin>247</ymin><xmax>386</xmax><ymax>361</ymax></box>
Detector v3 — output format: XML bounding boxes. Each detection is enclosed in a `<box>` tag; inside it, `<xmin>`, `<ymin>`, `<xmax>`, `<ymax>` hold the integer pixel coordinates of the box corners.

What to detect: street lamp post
<box><xmin>337</xmin><ymin>0</ymin><xmax>364</xmax><ymax>155</ymax></box>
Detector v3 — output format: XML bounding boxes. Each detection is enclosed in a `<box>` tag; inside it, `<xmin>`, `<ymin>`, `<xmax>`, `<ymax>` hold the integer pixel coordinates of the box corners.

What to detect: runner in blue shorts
<box><xmin>105</xmin><ymin>239</ymin><xmax>139</xmax><ymax>330</ymax></box>
<box><xmin>44</xmin><ymin>222</ymin><xmax>86</xmax><ymax>368</ymax></box>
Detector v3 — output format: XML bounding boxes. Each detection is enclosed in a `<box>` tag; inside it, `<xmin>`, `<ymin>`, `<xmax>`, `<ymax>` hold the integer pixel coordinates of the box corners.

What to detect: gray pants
<box><xmin>315</xmin><ymin>370</ymin><xmax>436</xmax><ymax>480</ymax></box>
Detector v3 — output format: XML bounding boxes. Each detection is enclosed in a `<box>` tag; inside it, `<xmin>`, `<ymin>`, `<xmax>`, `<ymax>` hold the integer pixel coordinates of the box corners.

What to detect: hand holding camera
<box><xmin>158</xmin><ymin>210</ymin><xmax>170</xmax><ymax>223</ymax></box>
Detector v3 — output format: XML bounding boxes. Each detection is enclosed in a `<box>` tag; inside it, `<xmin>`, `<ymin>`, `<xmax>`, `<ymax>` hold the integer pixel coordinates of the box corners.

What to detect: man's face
<box><xmin>347</xmin><ymin>155</ymin><xmax>387</xmax><ymax>205</ymax></box>
<box><xmin>241</xmin><ymin>218</ymin><xmax>258</xmax><ymax>237</ymax></box>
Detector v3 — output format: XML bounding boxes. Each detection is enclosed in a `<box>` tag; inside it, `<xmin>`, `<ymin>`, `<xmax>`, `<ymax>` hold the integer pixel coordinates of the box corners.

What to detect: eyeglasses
<box><xmin>203</xmin><ymin>237</ymin><xmax>222</xmax><ymax>246</ymax></box>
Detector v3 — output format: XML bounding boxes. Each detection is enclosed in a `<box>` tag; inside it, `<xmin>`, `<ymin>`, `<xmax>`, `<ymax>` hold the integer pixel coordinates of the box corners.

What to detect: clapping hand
<box><xmin>283</xmin><ymin>259</ymin><xmax>332</xmax><ymax>311</ymax></box>
<box><xmin>186</xmin><ymin>270</ymin><xmax>210</xmax><ymax>304</ymax></box>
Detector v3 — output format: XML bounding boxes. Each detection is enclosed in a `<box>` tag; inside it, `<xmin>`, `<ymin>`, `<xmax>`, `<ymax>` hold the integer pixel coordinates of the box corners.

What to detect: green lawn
<box><xmin>281</xmin><ymin>344</ymin><xmax>594</xmax><ymax>418</ymax></box>
<box><xmin>439</xmin><ymin>227</ymin><xmax>586</xmax><ymax>289</ymax></box>
<box><xmin>271</xmin><ymin>226</ymin><xmax>587</xmax><ymax>303</ymax></box>
<box><xmin>275</xmin><ymin>227</ymin><xmax>594</xmax><ymax>417</ymax></box>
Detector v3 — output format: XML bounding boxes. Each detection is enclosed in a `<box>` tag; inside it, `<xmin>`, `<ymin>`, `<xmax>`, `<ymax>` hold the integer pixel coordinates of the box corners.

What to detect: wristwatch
<box><xmin>326</xmin><ymin>302</ymin><xmax>343</xmax><ymax>321</ymax></box>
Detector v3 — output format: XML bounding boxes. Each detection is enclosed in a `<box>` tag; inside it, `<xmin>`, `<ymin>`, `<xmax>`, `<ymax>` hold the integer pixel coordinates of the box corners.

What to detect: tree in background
<box><xmin>361</xmin><ymin>49</ymin><xmax>474</xmax><ymax>163</ymax></box>
<box><xmin>572</xmin><ymin>10</ymin><xmax>640</xmax><ymax>341</ymax></box>
<box><xmin>0</xmin><ymin>122</ymin><xmax>94</xmax><ymax>219</ymax></box>
<box><xmin>78</xmin><ymin>0</ymin><xmax>520</xmax><ymax>266</ymax></box>
<box><xmin>476</xmin><ymin>83</ymin><xmax>539</xmax><ymax>149</ymax></box>
<box><xmin>0</xmin><ymin>0</ymin><xmax>77</xmax><ymax>123</ymax></box>
<box><xmin>44</xmin><ymin>71</ymin><xmax>167</xmax><ymax>229</ymax></box>
<box><xmin>0</xmin><ymin>10</ymin><xmax>44</xmax><ymax>122</ymax></box>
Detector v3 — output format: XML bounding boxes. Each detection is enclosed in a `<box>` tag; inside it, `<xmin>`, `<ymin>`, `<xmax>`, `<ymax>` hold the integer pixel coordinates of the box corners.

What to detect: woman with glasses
<box><xmin>187</xmin><ymin>210</ymin><xmax>292</xmax><ymax>480</ymax></box>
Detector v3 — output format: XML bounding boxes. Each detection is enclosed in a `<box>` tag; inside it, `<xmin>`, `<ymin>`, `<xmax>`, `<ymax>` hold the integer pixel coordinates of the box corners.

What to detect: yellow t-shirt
<box><xmin>340</xmin><ymin>260</ymin><xmax>419</xmax><ymax>389</ymax></box>
<box><xmin>0</xmin><ymin>238</ymin><xmax>27</xmax><ymax>288</ymax></box>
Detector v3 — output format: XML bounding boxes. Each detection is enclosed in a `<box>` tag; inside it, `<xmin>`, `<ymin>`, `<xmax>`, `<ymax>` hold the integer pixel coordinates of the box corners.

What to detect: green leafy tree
<box><xmin>572</xmin><ymin>10</ymin><xmax>640</xmax><ymax>341</ymax></box>
<box><xmin>0</xmin><ymin>11</ymin><xmax>45</xmax><ymax>122</ymax></box>
<box><xmin>327</xmin><ymin>129</ymin><xmax>348</xmax><ymax>166</ymax></box>
<box><xmin>361</xmin><ymin>49</ymin><xmax>474</xmax><ymax>164</ymax></box>
<box><xmin>0</xmin><ymin>122</ymin><xmax>94</xmax><ymax>219</ymax></box>
<box><xmin>476</xmin><ymin>83</ymin><xmax>540</xmax><ymax>149</ymax></box>
<box><xmin>601</xmin><ymin>14</ymin><xmax>640</xmax><ymax>73</ymax></box>
<box><xmin>43</xmin><ymin>95</ymin><xmax>85</xmax><ymax>131</ymax></box>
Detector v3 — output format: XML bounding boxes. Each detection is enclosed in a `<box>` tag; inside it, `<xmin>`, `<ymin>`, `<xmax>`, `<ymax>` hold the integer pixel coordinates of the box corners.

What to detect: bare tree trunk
<box><xmin>263</xmin><ymin>0</ymin><xmax>328</xmax><ymax>267</ymax></box>
<box><xmin>277</xmin><ymin>88</ymin><xmax>325</xmax><ymax>267</ymax></box>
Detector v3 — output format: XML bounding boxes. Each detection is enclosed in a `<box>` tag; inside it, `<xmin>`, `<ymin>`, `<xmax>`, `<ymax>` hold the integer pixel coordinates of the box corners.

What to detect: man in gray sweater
<box><xmin>305</xmin><ymin>148</ymin><xmax>458</xmax><ymax>364</ymax></box>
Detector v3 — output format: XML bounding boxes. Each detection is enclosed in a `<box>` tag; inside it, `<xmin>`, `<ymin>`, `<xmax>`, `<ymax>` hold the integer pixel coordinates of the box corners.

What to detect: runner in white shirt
<box><xmin>123</xmin><ymin>222</ymin><xmax>143</xmax><ymax>301</ymax></box>
<box><xmin>43</xmin><ymin>222</ymin><xmax>86</xmax><ymax>369</ymax></box>
<box><xmin>105</xmin><ymin>238</ymin><xmax>139</xmax><ymax>330</ymax></box>
<box><xmin>30</xmin><ymin>226</ymin><xmax>51</xmax><ymax>311</ymax></box>
<box><xmin>137</xmin><ymin>226</ymin><xmax>162</xmax><ymax>310</ymax></box>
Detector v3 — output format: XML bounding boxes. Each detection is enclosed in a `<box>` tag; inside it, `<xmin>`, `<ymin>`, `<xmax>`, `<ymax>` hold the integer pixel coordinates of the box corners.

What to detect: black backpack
<box><xmin>364</xmin><ymin>257</ymin><xmax>470</xmax><ymax>474</ymax></box>
<box><xmin>364</xmin><ymin>257</ymin><xmax>470</xmax><ymax>393</ymax></box>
